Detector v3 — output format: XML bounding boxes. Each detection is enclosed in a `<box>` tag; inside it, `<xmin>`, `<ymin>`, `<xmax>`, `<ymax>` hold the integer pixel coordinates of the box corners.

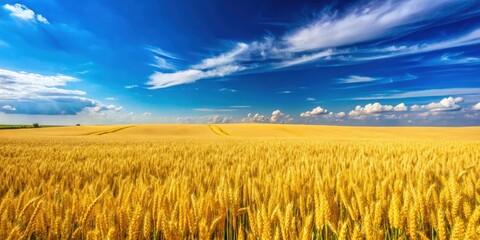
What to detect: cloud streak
<box><xmin>354</xmin><ymin>88</ymin><xmax>480</xmax><ymax>100</ymax></box>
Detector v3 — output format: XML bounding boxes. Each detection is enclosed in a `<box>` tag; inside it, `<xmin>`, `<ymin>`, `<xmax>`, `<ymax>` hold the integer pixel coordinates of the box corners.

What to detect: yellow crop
<box><xmin>0</xmin><ymin>124</ymin><xmax>479</xmax><ymax>239</ymax></box>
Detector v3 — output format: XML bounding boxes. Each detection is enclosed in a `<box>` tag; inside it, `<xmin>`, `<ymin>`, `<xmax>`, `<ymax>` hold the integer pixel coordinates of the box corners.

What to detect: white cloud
<box><xmin>425</xmin><ymin>97</ymin><xmax>463</xmax><ymax>112</ymax></box>
<box><xmin>36</xmin><ymin>14</ymin><xmax>49</xmax><ymax>24</ymax></box>
<box><xmin>410</xmin><ymin>104</ymin><xmax>423</xmax><ymax>111</ymax></box>
<box><xmin>355</xmin><ymin>28</ymin><xmax>480</xmax><ymax>62</ymax></box>
<box><xmin>393</xmin><ymin>103</ymin><xmax>408</xmax><ymax>112</ymax></box>
<box><xmin>270</xmin><ymin>109</ymin><xmax>284</xmax><ymax>122</ymax></box>
<box><xmin>147</xmin><ymin>65</ymin><xmax>245</xmax><ymax>89</ymax></box>
<box><xmin>144</xmin><ymin>1</ymin><xmax>480</xmax><ymax>89</ymax></box>
<box><xmin>473</xmin><ymin>102</ymin><xmax>480</xmax><ymax>111</ymax></box>
<box><xmin>143</xmin><ymin>112</ymin><xmax>152</xmax><ymax>116</ymax></box>
<box><xmin>278</xmin><ymin>90</ymin><xmax>291</xmax><ymax>94</ymax></box>
<box><xmin>354</xmin><ymin>88</ymin><xmax>480</xmax><ymax>100</ymax></box>
<box><xmin>125</xmin><ymin>85</ymin><xmax>138</xmax><ymax>89</ymax></box>
<box><xmin>270</xmin><ymin>110</ymin><xmax>293</xmax><ymax>123</ymax></box>
<box><xmin>242</xmin><ymin>113</ymin><xmax>268</xmax><ymax>123</ymax></box>
<box><xmin>193</xmin><ymin>43</ymin><xmax>249</xmax><ymax>69</ymax></box>
<box><xmin>0</xmin><ymin>68</ymin><xmax>83</xmax><ymax>101</ymax></box>
<box><xmin>229</xmin><ymin>105</ymin><xmax>251</xmax><ymax>108</ymax></box>
<box><xmin>3</xmin><ymin>3</ymin><xmax>49</xmax><ymax>24</ymax></box>
<box><xmin>283</xmin><ymin>0</ymin><xmax>459</xmax><ymax>52</ymax></box>
<box><xmin>338</xmin><ymin>75</ymin><xmax>378</xmax><ymax>83</ymax></box>
<box><xmin>146</xmin><ymin>46</ymin><xmax>182</xmax><ymax>60</ymax></box>
<box><xmin>275</xmin><ymin>49</ymin><xmax>334</xmax><ymax>68</ymax></box>
<box><xmin>300</xmin><ymin>106</ymin><xmax>328</xmax><ymax>117</ymax></box>
<box><xmin>105</xmin><ymin>97</ymin><xmax>117</xmax><ymax>101</ymax></box>
<box><xmin>349</xmin><ymin>102</ymin><xmax>394</xmax><ymax>116</ymax></box>
<box><xmin>3</xmin><ymin>3</ymin><xmax>34</xmax><ymax>20</ymax></box>
<box><xmin>306</xmin><ymin>97</ymin><xmax>316</xmax><ymax>101</ymax></box>
<box><xmin>0</xmin><ymin>68</ymin><xmax>123</xmax><ymax>115</ymax></box>
<box><xmin>219</xmin><ymin>88</ymin><xmax>237</xmax><ymax>92</ymax></box>
<box><xmin>194</xmin><ymin>108</ymin><xmax>236</xmax><ymax>112</ymax></box>
<box><xmin>438</xmin><ymin>53</ymin><xmax>480</xmax><ymax>65</ymax></box>
<box><xmin>336</xmin><ymin>112</ymin><xmax>346</xmax><ymax>118</ymax></box>
<box><xmin>89</xmin><ymin>104</ymin><xmax>123</xmax><ymax>112</ymax></box>
<box><xmin>150</xmin><ymin>56</ymin><xmax>176</xmax><ymax>70</ymax></box>
<box><xmin>1</xmin><ymin>105</ymin><xmax>16</xmax><ymax>111</ymax></box>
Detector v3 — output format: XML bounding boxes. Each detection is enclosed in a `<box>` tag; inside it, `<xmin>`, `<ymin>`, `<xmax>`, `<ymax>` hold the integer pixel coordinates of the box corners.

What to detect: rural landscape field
<box><xmin>2</xmin><ymin>0</ymin><xmax>480</xmax><ymax>239</ymax></box>
<box><xmin>0</xmin><ymin>125</ymin><xmax>479</xmax><ymax>239</ymax></box>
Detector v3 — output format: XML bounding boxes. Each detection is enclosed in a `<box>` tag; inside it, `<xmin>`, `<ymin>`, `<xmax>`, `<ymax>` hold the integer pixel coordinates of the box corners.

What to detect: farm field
<box><xmin>0</xmin><ymin>124</ymin><xmax>479</xmax><ymax>239</ymax></box>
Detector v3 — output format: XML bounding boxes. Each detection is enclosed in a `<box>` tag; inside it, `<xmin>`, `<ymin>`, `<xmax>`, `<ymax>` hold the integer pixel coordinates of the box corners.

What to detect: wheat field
<box><xmin>0</xmin><ymin>124</ymin><xmax>479</xmax><ymax>240</ymax></box>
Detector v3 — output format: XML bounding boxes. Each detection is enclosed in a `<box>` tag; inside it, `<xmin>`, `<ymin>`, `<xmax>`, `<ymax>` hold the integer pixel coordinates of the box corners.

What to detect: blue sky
<box><xmin>0</xmin><ymin>0</ymin><xmax>479</xmax><ymax>125</ymax></box>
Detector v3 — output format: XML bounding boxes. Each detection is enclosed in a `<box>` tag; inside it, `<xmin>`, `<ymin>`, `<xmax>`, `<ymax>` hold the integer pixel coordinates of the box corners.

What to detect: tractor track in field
<box><xmin>83</xmin><ymin>125</ymin><xmax>135</xmax><ymax>136</ymax></box>
<box><xmin>208</xmin><ymin>125</ymin><xmax>230</xmax><ymax>136</ymax></box>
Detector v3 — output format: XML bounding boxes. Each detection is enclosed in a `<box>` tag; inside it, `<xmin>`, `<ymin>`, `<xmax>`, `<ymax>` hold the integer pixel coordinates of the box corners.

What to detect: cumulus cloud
<box><xmin>143</xmin><ymin>112</ymin><xmax>152</xmax><ymax>116</ymax></box>
<box><xmin>1</xmin><ymin>105</ymin><xmax>16</xmax><ymax>111</ymax></box>
<box><xmin>393</xmin><ymin>103</ymin><xmax>408</xmax><ymax>112</ymax></box>
<box><xmin>473</xmin><ymin>102</ymin><xmax>480</xmax><ymax>111</ymax></box>
<box><xmin>349</xmin><ymin>102</ymin><xmax>394</xmax><ymax>117</ymax></box>
<box><xmin>125</xmin><ymin>85</ymin><xmax>138</xmax><ymax>89</ymax></box>
<box><xmin>425</xmin><ymin>97</ymin><xmax>463</xmax><ymax>112</ymax></box>
<box><xmin>0</xmin><ymin>68</ymin><xmax>83</xmax><ymax>101</ymax></box>
<box><xmin>0</xmin><ymin>68</ymin><xmax>123</xmax><ymax>115</ymax></box>
<box><xmin>270</xmin><ymin>110</ymin><xmax>284</xmax><ymax>122</ymax></box>
<box><xmin>336</xmin><ymin>112</ymin><xmax>346</xmax><ymax>118</ymax></box>
<box><xmin>300</xmin><ymin>106</ymin><xmax>328</xmax><ymax>117</ymax></box>
<box><xmin>3</xmin><ymin>3</ymin><xmax>49</xmax><ymax>24</ymax></box>
<box><xmin>36</xmin><ymin>14</ymin><xmax>49</xmax><ymax>24</ymax></box>
<box><xmin>242</xmin><ymin>113</ymin><xmax>268</xmax><ymax>123</ymax></box>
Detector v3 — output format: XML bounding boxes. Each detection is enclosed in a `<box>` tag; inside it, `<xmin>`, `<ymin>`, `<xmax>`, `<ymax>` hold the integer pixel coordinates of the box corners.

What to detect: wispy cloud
<box><xmin>145</xmin><ymin>0</ymin><xmax>480</xmax><ymax>89</ymax></box>
<box><xmin>194</xmin><ymin>108</ymin><xmax>237</xmax><ymax>112</ymax></box>
<box><xmin>354</xmin><ymin>88</ymin><xmax>480</xmax><ymax>100</ymax></box>
<box><xmin>433</xmin><ymin>52</ymin><xmax>480</xmax><ymax>65</ymax></box>
<box><xmin>3</xmin><ymin>3</ymin><xmax>49</xmax><ymax>24</ymax></box>
<box><xmin>219</xmin><ymin>88</ymin><xmax>237</xmax><ymax>92</ymax></box>
<box><xmin>148</xmin><ymin>65</ymin><xmax>245</xmax><ymax>89</ymax></box>
<box><xmin>125</xmin><ymin>85</ymin><xmax>138</xmax><ymax>89</ymax></box>
<box><xmin>193</xmin><ymin>43</ymin><xmax>249</xmax><ymax>69</ymax></box>
<box><xmin>229</xmin><ymin>105</ymin><xmax>251</xmax><ymax>108</ymax></box>
<box><xmin>283</xmin><ymin>0</ymin><xmax>466</xmax><ymax>52</ymax></box>
<box><xmin>150</xmin><ymin>56</ymin><xmax>176</xmax><ymax>70</ymax></box>
<box><xmin>275</xmin><ymin>49</ymin><xmax>334</xmax><ymax>68</ymax></box>
<box><xmin>338</xmin><ymin>75</ymin><xmax>378</xmax><ymax>84</ymax></box>
<box><xmin>146</xmin><ymin>46</ymin><xmax>182</xmax><ymax>60</ymax></box>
